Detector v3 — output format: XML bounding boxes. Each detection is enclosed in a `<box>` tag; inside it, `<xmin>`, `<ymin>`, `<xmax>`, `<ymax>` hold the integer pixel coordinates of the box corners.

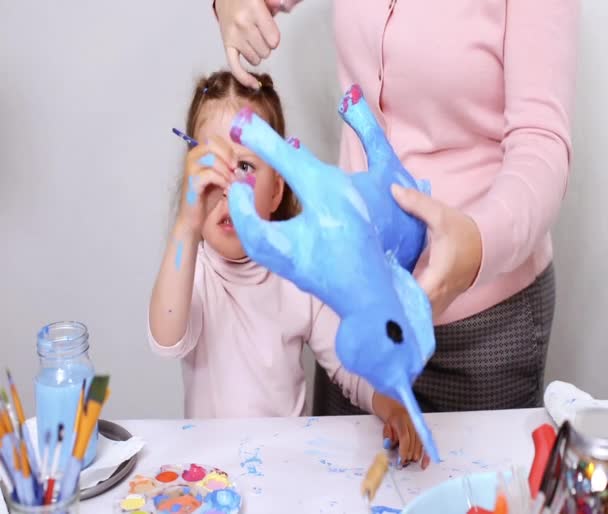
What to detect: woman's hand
<box><xmin>391</xmin><ymin>184</ymin><xmax>482</xmax><ymax>319</ymax></box>
<box><xmin>178</xmin><ymin>136</ymin><xmax>236</xmax><ymax>236</ymax></box>
<box><xmin>372</xmin><ymin>393</ymin><xmax>430</xmax><ymax>469</ymax></box>
<box><xmin>214</xmin><ymin>0</ymin><xmax>281</xmax><ymax>88</ymax></box>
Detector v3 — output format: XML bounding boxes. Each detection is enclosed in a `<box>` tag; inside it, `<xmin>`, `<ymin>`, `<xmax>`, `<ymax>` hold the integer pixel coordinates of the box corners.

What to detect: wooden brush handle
<box><xmin>361</xmin><ymin>452</ymin><xmax>389</xmax><ymax>501</ymax></box>
<box><xmin>73</xmin><ymin>401</ymin><xmax>102</xmax><ymax>460</ymax></box>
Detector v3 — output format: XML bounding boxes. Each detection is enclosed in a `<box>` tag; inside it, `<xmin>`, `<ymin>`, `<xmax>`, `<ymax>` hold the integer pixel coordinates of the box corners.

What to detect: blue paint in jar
<box><xmin>35</xmin><ymin>321</ymin><xmax>98</xmax><ymax>470</ymax></box>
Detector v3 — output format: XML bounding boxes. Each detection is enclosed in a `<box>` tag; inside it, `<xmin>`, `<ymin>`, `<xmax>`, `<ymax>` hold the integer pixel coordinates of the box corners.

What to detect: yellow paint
<box><xmin>119</xmin><ymin>494</ymin><xmax>146</xmax><ymax>511</ymax></box>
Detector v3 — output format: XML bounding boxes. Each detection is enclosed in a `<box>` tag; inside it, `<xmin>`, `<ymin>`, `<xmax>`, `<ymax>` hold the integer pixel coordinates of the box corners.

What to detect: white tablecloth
<box><xmin>71</xmin><ymin>408</ymin><xmax>550</xmax><ymax>513</ymax></box>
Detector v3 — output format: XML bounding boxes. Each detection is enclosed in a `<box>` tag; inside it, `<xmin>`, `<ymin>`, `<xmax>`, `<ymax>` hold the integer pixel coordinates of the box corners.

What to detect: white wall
<box><xmin>0</xmin><ymin>0</ymin><xmax>605</xmax><ymax>421</ymax></box>
<box><xmin>544</xmin><ymin>0</ymin><xmax>608</xmax><ymax>398</ymax></box>
<box><xmin>0</xmin><ymin>0</ymin><xmax>335</xmax><ymax>419</ymax></box>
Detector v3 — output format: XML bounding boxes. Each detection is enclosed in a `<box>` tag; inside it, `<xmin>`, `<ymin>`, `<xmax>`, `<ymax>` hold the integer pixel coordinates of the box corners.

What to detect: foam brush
<box><xmin>59</xmin><ymin>375</ymin><xmax>109</xmax><ymax>500</ymax></box>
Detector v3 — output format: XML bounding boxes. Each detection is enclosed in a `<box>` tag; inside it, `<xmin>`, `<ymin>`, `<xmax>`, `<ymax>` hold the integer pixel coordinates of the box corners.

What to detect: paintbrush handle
<box><xmin>21</xmin><ymin>426</ymin><xmax>40</xmax><ymax>477</ymax></box>
<box><xmin>73</xmin><ymin>401</ymin><xmax>101</xmax><ymax>460</ymax></box>
<box><xmin>58</xmin><ymin>455</ymin><xmax>81</xmax><ymax>502</ymax></box>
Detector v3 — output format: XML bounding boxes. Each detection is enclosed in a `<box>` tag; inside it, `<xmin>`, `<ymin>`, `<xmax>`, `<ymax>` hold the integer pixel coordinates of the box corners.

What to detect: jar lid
<box><xmin>571</xmin><ymin>407</ymin><xmax>608</xmax><ymax>461</ymax></box>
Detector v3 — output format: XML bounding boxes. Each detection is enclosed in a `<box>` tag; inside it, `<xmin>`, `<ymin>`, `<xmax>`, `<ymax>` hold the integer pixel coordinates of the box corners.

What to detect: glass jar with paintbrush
<box><xmin>0</xmin><ymin>369</ymin><xmax>109</xmax><ymax>513</ymax></box>
<box><xmin>35</xmin><ymin>322</ymin><xmax>98</xmax><ymax>471</ymax></box>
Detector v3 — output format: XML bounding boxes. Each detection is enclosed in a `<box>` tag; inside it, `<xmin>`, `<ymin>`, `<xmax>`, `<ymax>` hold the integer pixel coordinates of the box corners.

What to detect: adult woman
<box><xmin>212</xmin><ymin>0</ymin><xmax>579</xmax><ymax>413</ymax></box>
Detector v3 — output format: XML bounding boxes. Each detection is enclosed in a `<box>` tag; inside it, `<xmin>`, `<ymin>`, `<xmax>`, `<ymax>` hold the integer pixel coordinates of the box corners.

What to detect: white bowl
<box><xmin>402</xmin><ymin>471</ymin><xmax>503</xmax><ymax>514</ymax></box>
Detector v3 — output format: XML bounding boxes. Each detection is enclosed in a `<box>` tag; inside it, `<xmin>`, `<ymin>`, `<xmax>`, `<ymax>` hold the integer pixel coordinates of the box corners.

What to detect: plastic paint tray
<box><xmin>113</xmin><ymin>463</ymin><xmax>242</xmax><ymax>514</ymax></box>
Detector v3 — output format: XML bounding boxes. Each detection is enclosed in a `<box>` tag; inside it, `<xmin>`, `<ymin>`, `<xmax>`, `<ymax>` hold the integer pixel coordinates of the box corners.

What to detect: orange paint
<box><xmin>156</xmin><ymin>471</ymin><xmax>179</xmax><ymax>483</ymax></box>
<box><xmin>157</xmin><ymin>494</ymin><xmax>201</xmax><ymax>513</ymax></box>
<box><xmin>466</xmin><ymin>493</ymin><xmax>508</xmax><ymax>514</ymax></box>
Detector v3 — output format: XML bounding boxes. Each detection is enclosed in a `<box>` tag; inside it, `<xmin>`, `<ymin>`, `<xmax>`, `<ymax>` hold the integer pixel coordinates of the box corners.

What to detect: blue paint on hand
<box><xmin>227</xmin><ymin>85</ymin><xmax>440</xmax><ymax>462</ymax></box>
<box><xmin>186</xmin><ymin>175</ymin><xmax>198</xmax><ymax>205</ymax></box>
<box><xmin>198</xmin><ymin>153</ymin><xmax>215</xmax><ymax>167</ymax></box>
<box><xmin>383</xmin><ymin>437</ymin><xmax>392</xmax><ymax>450</ymax></box>
<box><xmin>175</xmin><ymin>240</ymin><xmax>184</xmax><ymax>270</ymax></box>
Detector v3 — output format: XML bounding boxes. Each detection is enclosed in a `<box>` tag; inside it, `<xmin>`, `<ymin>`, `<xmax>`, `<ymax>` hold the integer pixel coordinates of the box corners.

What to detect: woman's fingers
<box><xmin>226</xmin><ymin>47</ymin><xmax>260</xmax><ymax>89</ymax></box>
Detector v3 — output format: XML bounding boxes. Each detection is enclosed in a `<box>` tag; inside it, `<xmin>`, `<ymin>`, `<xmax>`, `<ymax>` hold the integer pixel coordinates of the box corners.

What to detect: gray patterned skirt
<box><xmin>312</xmin><ymin>264</ymin><xmax>556</xmax><ymax>415</ymax></box>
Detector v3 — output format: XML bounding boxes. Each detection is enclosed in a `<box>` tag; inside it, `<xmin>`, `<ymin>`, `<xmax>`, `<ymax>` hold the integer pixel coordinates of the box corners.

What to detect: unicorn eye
<box><xmin>386</xmin><ymin>320</ymin><xmax>403</xmax><ymax>344</ymax></box>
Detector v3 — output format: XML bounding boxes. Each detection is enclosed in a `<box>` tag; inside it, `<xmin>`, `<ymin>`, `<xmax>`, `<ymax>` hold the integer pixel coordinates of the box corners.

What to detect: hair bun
<box><xmin>258</xmin><ymin>74</ymin><xmax>274</xmax><ymax>90</ymax></box>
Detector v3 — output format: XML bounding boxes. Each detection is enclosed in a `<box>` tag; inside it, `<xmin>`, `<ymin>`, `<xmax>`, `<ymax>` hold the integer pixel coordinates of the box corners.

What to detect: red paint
<box><xmin>182</xmin><ymin>464</ymin><xmax>206</xmax><ymax>482</ymax></box>
<box><xmin>349</xmin><ymin>84</ymin><xmax>363</xmax><ymax>105</ymax></box>
<box><xmin>341</xmin><ymin>84</ymin><xmax>363</xmax><ymax>113</ymax></box>
<box><xmin>229</xmin><ymin>126</ymin><xmax>242</xmax><ymax>144</ymax></box>
<box><xmin>230</xmin><ymin>106</ymin><xmax>254</xmax><ymax>144</ymax></box>
<box><xmin>244</xmin><ymin>174</ymin><xmax>256</xmax><ymax>188</ymax></box>
<box><xmin>287</xmin><ymin>137</ymin><xmax>301</xmax><ymax>149</ymax></box>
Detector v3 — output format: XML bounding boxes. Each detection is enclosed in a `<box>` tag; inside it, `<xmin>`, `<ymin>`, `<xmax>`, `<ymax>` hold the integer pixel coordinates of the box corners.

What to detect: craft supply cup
<box><xmin>35</xmin><ymin>321</ymin><xmax>98</xmax><ymax>470</ymax></box>
<box><xmin>1</xmin><ymin>483</ymin><xmax>79</xmax><ymax>514</ymax></box>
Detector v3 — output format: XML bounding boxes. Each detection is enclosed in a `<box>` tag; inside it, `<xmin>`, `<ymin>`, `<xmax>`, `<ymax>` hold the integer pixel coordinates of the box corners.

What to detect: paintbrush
<box><xmin>43</xmin><ymin>424</ymin><xmax>63</xmax><ymax>505</ymax></box>
<box><xmin>0</xmin><ymin>390</ymin><xmax>18</xmax><ymax>433</ymax></box>
<box><xmin>39</xmin><ymin>430</ymin><xmax>51</xmax><ymax>482</ymax></box>
<box><xmin>172</xmin><ymin>128</ymin><xmax>199</xmax><ymax>147</ymax></box>
<box><xmin>0</xmin><ymin>424</ymin><xmax>16</xmax><ymax>494</ymax></box>
<box><xmin>69</xmin><ymin>380</ymin><xmax>86</xmax><ymax>456</ymax></box>
<box><xmin>0</xmin><ymin>391</ymin><xmax>15</xmax><ymax>436</ymax></box>
<box><xmin>59</xmin><ymin>375</ymin><xmax>109</xmax><ymax>500</ymax></box>
<box><xmin>6</xmin><ymin>371</ymin><xmax>40</xmax><ymax>478</ymax></box>
<box><xmin>19</xmin><ymin>437</ymin><xmax>35</xmax><ymax>506</ymax></box>
<box><xmin>11</xmin><ymin>442</ymin><xmax>25</xmax><ymax>504</ymax></box>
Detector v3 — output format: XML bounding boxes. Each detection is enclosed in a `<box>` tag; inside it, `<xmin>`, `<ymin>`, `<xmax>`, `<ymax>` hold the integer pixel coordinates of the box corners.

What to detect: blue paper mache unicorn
<box><xmin>227</xmin><ymin>85</ymin><xmax>440</xmax><ymax>462</ymax></box>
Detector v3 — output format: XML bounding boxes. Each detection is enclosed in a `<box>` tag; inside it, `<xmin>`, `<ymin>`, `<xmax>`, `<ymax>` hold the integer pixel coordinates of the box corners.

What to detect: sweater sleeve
<box><xmin>148</xmin><ymin>259</ymin><xmax>204</xmax><ymax>359</ymax></box>
<box><xmin>307</xmin><ymin>300</ymin><xmax>375</xmax><ymax>413</ymax></box>
<box><xmin>465</xmin><ymin>0</ymin><xmax>580</xmax><ymax>286</ymax></box>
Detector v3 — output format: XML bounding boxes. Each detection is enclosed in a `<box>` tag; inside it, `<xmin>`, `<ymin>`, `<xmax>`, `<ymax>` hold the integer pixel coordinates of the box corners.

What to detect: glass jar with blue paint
<box><xmin>35</xmin><ymin>321</ymin><xmax>98</xmax><ymax>471</ymax></box>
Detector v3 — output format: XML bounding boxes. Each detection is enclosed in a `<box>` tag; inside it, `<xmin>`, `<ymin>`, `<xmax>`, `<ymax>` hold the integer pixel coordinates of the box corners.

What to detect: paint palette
<box><xmin>114</xmin><ymin>463</ymin><xmax>242</xmax><ymax>514</ymax></box>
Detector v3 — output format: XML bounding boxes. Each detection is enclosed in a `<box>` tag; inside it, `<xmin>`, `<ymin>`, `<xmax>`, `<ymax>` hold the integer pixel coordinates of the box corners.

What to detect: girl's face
<box><xmin>194</xmin><ymin>101</ymin><xmax>285</xmax><ymax>260</ymax></box>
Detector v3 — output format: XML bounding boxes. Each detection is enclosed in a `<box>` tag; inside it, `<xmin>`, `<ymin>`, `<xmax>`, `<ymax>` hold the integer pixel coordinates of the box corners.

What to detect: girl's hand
<box><xmin>391</xmin><ymin>184</ymin><xmax>482</xmax><ymax>319</ymax></box>
<box><xmin>214</xmin><ymin>0</ymin><xmax>280</xmax><ymax>88</ymax></box>
<box><xmin>178</xmin><ymin>136</ymin><xmax>236</xmax><ymax>235</ymax></box>
<box><xmin>372</xmin><ymin>393</ymin><xmax>430</xmax><ymax>470</ymax></box>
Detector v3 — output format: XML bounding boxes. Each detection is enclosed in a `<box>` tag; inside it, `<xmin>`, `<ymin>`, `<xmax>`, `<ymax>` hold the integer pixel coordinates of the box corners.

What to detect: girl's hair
<box><xmin>183</xmin><ymin>70</ymin><xmax>298</xmax><ymax>222</ymax></box>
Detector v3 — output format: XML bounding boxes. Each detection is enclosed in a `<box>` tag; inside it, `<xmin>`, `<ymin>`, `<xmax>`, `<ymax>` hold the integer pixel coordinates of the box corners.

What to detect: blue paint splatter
<box><xmin>318</xmin><ymin>458</ymin><xmax>364</xmax><ymax>476</ymax></box>
<box><xmin>240</xmin><ymin>448</ymin><xmax>263</xmax><ymax>476</ymax></box>
<box><xmin>182</xmin><ymin>424</ymin><xmax>195</xmax><ymax>430</ymax></box>
<box><xmin>305</xmin><ymin>417</ymin><xmax>319</xmax><ymax>427</ymax></box>
<box><xmin>175</xmin><ymin>240</ymin><xmax>184</xmax><ymax>269</ymax></box>
<box><xmin>472</xmin><ymin>459</ymin><xmax>489</xmax><ymax>469</ymax></box>
<box><xmin>449</xmin><ymin>448</ymin><xmax>465</xmax><ymax>457</ymax></box>
<box><xmin>186</xmin><ymin>175</ymin><xmax>198</xmax><ymax>205</ymax></box>
<box><xmin>371</xmin><ymin>504</ymin><xmax>402</xmax><ymax>514</ymax></box>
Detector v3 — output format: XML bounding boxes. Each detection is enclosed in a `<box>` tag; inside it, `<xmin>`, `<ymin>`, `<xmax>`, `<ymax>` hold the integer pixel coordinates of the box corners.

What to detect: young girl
<box><xmin>148</xmin><ymin>70</ymin><xmax>428</xmax><ymax>468</ymax></box>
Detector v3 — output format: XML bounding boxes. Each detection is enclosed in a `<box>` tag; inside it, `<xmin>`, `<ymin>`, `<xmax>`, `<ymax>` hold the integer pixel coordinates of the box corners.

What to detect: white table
<box><xmin>79</xmin><ymin>408</ymin><xmax>551</xmax><ymax>513</ymax></box>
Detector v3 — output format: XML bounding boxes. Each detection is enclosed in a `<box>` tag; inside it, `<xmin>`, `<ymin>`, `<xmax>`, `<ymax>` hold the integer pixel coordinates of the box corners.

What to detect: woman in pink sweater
<box><xmin>149</xmin><ymin>70</ymin><xmax>429</xmax><ymax>467</ymax></box>
<box><xmin>213</xmin><ymin>0</ymin><xmax>580</xmax><ymax>412</ymax></box>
